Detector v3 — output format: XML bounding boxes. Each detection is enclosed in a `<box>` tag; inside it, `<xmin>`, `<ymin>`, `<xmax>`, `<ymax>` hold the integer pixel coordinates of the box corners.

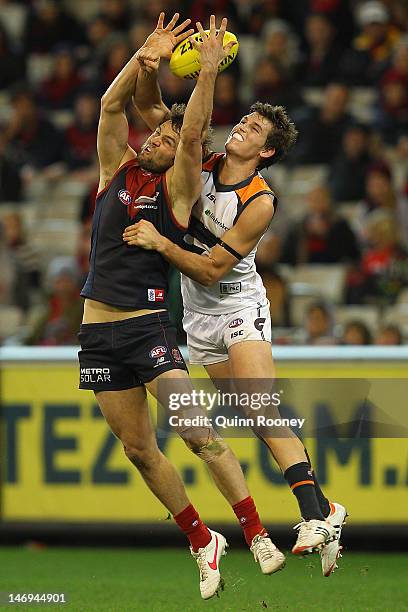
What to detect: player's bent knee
<box><xmin>184</xmin><ymin>433</ymin><xmax>229</xmax><ymax>463</ymax></box>
<box><xmin>123</xmin><ymin>440</ymin><xmax>159</xmax><ymax>471</ymax></box>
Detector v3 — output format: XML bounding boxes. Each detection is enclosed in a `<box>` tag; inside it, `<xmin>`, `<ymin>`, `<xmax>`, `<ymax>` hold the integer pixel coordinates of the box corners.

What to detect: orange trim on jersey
<box><xmin>290</xmin><ymin>480</ymin><xmax>315</xmax><ymax>490</ymax></box>
<box><xmin>162</xmin><ymin>171</ymin><xmax>190</xmax><ymax>231</ymax></box>
<box><xmin>235</xmin><ymin>175</ymin><xmax>274</xmax><ymax>205</ymax></box>
<box><xmin>202</xmin><ymin>152</ymin><xmax>224</xmax><ymax>172</ymax></box>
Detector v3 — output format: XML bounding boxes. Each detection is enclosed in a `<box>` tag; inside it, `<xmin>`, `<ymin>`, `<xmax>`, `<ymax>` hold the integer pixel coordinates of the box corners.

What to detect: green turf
<box><xmin>0</xmin><ymin>547</ymin><xmax>407</xmax><ymax>612</ymax></box>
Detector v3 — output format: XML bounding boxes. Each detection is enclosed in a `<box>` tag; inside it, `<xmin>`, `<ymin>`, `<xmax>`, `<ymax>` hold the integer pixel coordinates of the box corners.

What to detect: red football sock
<box><xmin>233</xmin><ymin>496</ymin><xmax>267</xmax><ymax>547</ymax></box>
<box><xmin>174</xmin><ymin>504</ymin><xmax>211</xmax><ymax>552</ymax></box>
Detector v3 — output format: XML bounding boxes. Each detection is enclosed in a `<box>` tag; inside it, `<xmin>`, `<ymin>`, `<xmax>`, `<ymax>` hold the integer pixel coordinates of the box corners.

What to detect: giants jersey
<box><xmin>181</xmin><ymin>153</ymin><xmax>276</xmax><ymax>314</ymax></box>
<box><xmin>81</xmin><ymin>159</ymin><xmax>186</xmax><ymax>309</ymax></box>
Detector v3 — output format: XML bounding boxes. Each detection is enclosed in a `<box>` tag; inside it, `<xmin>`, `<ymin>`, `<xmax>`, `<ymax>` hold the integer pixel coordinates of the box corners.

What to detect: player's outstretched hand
<box><xmin>123</xmin><ymin>220</ymin><xmax>164</xmax><ymax>251</ymax></box>
<box><xmin>143</xmin><ymin>12</ymin><xmax>194</xmax><ymax>60</ymax></box>
<box><xmin>191</xmin><ymin>15</ymin><xmax>236</xmax><ymax>73</ymax></box>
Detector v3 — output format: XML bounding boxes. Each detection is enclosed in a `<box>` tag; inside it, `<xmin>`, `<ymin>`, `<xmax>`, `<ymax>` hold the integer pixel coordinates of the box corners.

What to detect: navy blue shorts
<box><xmin>78</xmin><ymin>311</ymin><xmax>188</xmax><ymax>391</ymax></box>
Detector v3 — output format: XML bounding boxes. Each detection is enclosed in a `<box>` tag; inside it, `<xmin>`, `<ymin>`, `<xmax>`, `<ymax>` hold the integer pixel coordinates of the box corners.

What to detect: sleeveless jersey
<box><xmin>81</xmin><ymin>158</ymin><xmax>186</xmax><ymax>309</ymax></box>
<box><xmin>181</xmin><ymin>153</ymin><xmax>277</xmax><ymax>315</ymax></box>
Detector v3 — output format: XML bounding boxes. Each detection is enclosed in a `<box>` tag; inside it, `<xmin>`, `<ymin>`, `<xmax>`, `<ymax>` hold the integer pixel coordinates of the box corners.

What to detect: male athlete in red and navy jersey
<box><xmin>81</xmin><ymin>157</ymin><xmax>187</xmax><ymax>310</ymax></box>
<box><xmin>78</xmin><ymin>15</ymin><xmax>276</xmax><ymax>601</ymax></box>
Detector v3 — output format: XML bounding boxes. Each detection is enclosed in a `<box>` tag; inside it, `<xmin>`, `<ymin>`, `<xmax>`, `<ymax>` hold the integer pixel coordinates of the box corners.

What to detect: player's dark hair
<box><xmin>169</xmin><ymin>103</ymin><xmax>213</xmax><ymax>151</ymax></box>
<box><xmin>250</xmin><ymin>102</ymin><xmax>298</xmax><ymax>169</ymax></box>
<box><xmin>169</xmin><ymin>103</ymin><xmax>186</xmax><ymax>134</ymax></box>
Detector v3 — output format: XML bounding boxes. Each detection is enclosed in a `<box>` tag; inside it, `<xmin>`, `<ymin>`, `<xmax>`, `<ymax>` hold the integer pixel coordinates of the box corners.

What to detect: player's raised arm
<box><xmin>132</xmin><ymin>50</ymin><xmax>171</xmax><ymax>131</ymax></box>
<box><xmin>167</xmin><ymin>16</ymin><xmax>236</xmax><ymax>224</ymax></box>
<box><xmin>123</xmin><ymin>193</ymin><xmax>275</xmax><ymax>286</ymax></box>
<box><xmin>97</xmin><ymin>12</ymin><xmax>193</xmax><ymax>192</ymax></box>
<box><xmin>132</xmin><ymin>13</ymin><xmax>195</xmax><ymax>131</ymax></box>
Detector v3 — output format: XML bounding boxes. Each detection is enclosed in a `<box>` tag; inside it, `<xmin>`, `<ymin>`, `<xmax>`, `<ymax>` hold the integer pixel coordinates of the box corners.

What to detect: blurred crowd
<box><xmin>0</xmin><ymin>0</ymin><xmax>407</xmax><ymax>347</ymax></box>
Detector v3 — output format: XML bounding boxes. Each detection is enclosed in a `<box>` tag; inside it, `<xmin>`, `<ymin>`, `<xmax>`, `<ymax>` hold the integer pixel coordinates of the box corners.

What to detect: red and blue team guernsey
<box><xmin>81</xmin><ymin>158</ymin><xmax>187</xmax><ymax>309</ymax></box>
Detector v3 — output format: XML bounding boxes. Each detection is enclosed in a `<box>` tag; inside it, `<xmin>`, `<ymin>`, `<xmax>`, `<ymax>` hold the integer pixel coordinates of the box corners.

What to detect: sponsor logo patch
<box><xmin>229</xmin><ymin>318</ymin><xmax>243</xmax><ymax>329</ymax></box>
<box><xmin>118</xmin><ymin>189</ymin><xmax>132</xmax><ymax>206</ymax></box>
<box><xmin>204</xmin><ymin>208</ymin><xmax>229</xmax><ymax>231</ymax></box>
<box><xmin>80</xmin><ymin>367</ymin><xmax>111</xmax><ymax>383</ymax></box>
<box><xmin>150</xmin><ymin>346</ymin><xmax>167</xmax><ymax>359</ymax></box>
<box><xmin>220</xmin><ymin>282</ymin><xmax>241</xmax><ymax>295</ymax></box>
<box><xmin>134</xmin><ymin>192</ymin><xmax>159</xmax><ymax>210</ymax></box>
<box><xmin>147</xmin><ymin>288</ymin><xmax>165</xmax><ymax>302</ymax></box>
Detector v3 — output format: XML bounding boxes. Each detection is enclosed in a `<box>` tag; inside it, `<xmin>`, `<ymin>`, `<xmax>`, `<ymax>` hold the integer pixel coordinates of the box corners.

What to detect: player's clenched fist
<box><xmin>123</xmin><ymin>220</ymin><xmax>164</xmax><ymax>250</ymax></box>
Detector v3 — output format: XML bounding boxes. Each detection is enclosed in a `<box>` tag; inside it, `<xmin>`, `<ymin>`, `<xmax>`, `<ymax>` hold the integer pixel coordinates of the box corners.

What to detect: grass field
<box><xmin>0</xmin><ymin>547</ymin><xmax>407</xmax><ymax>611</ymax></box>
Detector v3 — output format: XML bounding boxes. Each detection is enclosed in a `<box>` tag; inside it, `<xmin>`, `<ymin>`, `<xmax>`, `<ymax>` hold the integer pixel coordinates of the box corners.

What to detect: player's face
<box><xmin>225</xmin><ymin>112</ymin><xmax>274</xmax><ymax>162</ymax></box>
<box><xmin>138</xmin><ymin>121</ymin><xmax>180</xmax><ymax>173</ymax></box>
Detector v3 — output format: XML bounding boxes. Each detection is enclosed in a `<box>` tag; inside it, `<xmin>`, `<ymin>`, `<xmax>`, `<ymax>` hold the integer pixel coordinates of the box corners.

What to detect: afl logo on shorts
<box><xmin>229</xmin><ymin>318</ymin><xmax>243</xmax><ymax>329</ymax></box>
<box><xmin>150</xmin><ymin>346</ymin><xmax>167</xmax><ymax>359</ymax></box>
<box><xmin>118</xmin><ymin>189</ymin><xmax>132</xmax><ymax>206</ymax></box>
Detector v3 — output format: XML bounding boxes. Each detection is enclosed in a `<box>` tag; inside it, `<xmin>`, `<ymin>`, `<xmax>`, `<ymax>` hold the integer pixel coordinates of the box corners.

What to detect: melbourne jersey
<box><xmin>181</xmin><ymin>153</ymin><xmax>276</xmax><ymax>314</ymax></box>
<box><xmin>81</xmin><ymin>158</ymin><xmax>186</xmax><ymax>309</ymax></box>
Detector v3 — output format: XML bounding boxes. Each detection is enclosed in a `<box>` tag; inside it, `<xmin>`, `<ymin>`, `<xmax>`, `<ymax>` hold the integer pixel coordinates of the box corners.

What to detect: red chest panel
<box><xmin>126</xmin><ymin>166</ymin><xmax>162</xmax><ymax>220</ymax></box>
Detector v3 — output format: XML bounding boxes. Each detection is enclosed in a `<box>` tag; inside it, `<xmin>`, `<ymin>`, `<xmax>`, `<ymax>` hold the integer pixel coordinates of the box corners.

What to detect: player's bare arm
<box><xmin>123</xmin><ymin>193</ymin><xmax>274</xmax><ymax>285</ymax></box>
<box><xmin>97</xmin><ymin>12</ymin><xmax>193</xmax><ymax>192</ymax></box>
<box><xmin>166</xmin><ymin>16</ymin><xmax>237</xmax><ymax>227</ymax></box>
<box><xmin>132</xmin><ymin>52</ymin><xmax>171</xmax><ymax>131</ymax></box>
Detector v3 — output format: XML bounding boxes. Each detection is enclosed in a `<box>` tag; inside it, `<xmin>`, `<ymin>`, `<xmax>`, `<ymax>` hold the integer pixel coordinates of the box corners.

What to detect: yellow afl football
<box><xmin>170</xmin><ymin>30</ymin><xmax>239</xmax><ymax>79</ymax></box>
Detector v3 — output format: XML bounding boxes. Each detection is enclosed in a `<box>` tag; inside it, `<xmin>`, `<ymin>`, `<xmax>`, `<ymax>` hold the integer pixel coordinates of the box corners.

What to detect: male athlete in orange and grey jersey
<box><xmin>125</xmin><ymin>51</ymin><xmax>347</xmax><ymax>576</ymax></box>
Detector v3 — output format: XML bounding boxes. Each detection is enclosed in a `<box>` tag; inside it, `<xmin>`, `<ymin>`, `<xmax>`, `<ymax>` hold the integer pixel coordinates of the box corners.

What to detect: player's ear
<box><xmin>259</xmin><ymin>147</ymin><xmax>275</xmax><ymax>161</ymax></box>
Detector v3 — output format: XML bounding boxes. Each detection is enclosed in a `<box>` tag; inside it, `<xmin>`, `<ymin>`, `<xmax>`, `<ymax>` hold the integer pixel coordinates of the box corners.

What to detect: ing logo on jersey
<box><xmin>118</xmin><ymin>189</ymin><xmax>132</xmax><ymax>206</ymax></box>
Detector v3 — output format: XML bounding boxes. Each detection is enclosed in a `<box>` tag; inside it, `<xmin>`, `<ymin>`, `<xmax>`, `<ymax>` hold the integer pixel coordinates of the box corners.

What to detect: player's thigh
<box><xmin>205</xmin><ymin>360</ymin><xmax>232</xmax><ymax>380</ymax></box>
<box><xmin>205</xmin><ymin>360</ymin><xmax>236</xmax><ymax>396</ymax></box>
<box><xmin>146</xmin><ymin>369</ymin><xmax>220</xmax><ymax>448</ymax></box>
<box><xmin>95</xmin><ymin>387</ymin><xmax>154</xmax><ymax>445</ymax></box>
<box><xmin>145</xmin><ymin>368</ymin><xmax>196</xmax><ymax>406</ymax></box>
<box><xmin>228</xmin><ymin>340</ymin><xmax>276</xmax><ymax>379</ymax></box>
<box><xmin>222</xmin><ymin>302</ymin><xmax>276</xmax><ymax>379</ymax></box>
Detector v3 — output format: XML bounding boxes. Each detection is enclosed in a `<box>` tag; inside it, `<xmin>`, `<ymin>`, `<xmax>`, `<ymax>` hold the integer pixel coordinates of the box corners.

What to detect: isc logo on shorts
<box><xmin>150</xmin><ymin>346</ymin><xmax>167</xmax><ymax>359</ymax></box>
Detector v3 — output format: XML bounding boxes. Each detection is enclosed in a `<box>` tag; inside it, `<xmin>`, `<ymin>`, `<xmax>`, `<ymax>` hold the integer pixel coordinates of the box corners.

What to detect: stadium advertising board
<box><xmin>1</xmin><ymin>357</ymin><xmax>407</xmax><ymax>524</ymax></box>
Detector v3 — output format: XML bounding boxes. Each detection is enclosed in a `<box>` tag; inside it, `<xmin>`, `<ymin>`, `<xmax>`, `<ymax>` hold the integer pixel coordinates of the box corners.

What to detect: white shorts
<box><xmin>183</xmin><ymin>302</ymin><xmax>272</xmax><ymax>365</ymax></box>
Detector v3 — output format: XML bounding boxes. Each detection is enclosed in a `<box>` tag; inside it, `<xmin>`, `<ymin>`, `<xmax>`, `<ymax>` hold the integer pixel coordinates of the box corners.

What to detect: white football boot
<box><xmin>292</xmin><ymin>519</ymin><xmax>336</xmax><ymax>555</ymax></box>
<box><xmin>320</xmin><ymin>502</ymin><xmax>348</xmax><ymax>577</ymax></box>
<box><xmin>190</xmin><ymin>529</ymin><xmax>228</xmax><ymax>600</ymax></box>
<box><xmin>250</xmin><ymin>534</ymin><xmax>286</xmax><ymax>575</ymax></box>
